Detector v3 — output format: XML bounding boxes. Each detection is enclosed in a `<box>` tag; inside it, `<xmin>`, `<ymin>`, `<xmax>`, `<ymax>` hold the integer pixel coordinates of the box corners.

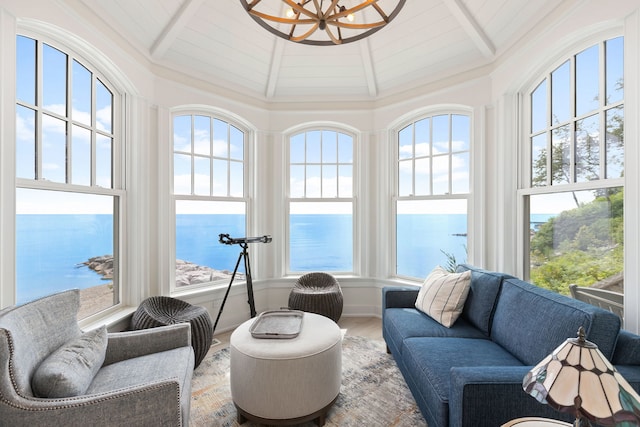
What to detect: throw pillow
<box><xmin>415</xmin><ymin>266</ymin><xmax>472</xmax><ymax>327</ymax></box>
<box><xmin>32</xmin><ymin>325</ymin><xmax>108</xmax><ymax>398</ymax></box>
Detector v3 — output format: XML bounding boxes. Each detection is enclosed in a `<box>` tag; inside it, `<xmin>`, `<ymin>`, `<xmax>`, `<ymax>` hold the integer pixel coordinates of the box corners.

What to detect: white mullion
<box><xmin>546</xmin><ymin>75</ymin><xmax>552</xmax><ymax>187</ymax></box>
<box><xmin>448</xmin><ymin>114</ymin><xmax>453</xmax><ymax>195</ymax></box>
<box><xmin>429</xmin><ymin>118</ymin><xmax>434</xmax><ymax>196</ymax></box>
<box><xmin>411</xmin><ymin>122</ymin><xmax>416</xmax><ymax>197</ymax></box>
<box><xmin>319</xmin><ymin>130</ymin><xmax>323</xmax><ymax>198</ymax></box>
<box><xmin>209</xmin><ymin>117</ymin><xmax>214</xmax><ymax>197</ymax></box>
<box><xmin>334</xmin><ymin>132</ymin><xmax>339</xmax><ymax>198</ymax></box>
<box><xmin>190</xmin><ymin>115</ymin><xmax>195</xmax><ymax>195</ymax></box>
<box><xmin>303</xmin><ymin>132</ymin><xmax>308</xmax><ymax>197</ymax></box>
<box><xmin>599</xmin><ymin>41</ymin><xmax>607</xmax><ymax>180</ymax></box>
<box><xmin>35</xmin><ymin>40</ymin><xmax>43</xmax><ymax>181</ymax></box>
<box><xmin>570</xmin><ymin>56</ymin><xmax>577</xmax><ymax>184</ymax></box>
<box><xmin>90</xmin><ymin>73</ymin><xmax>97</xmax><ymax>187</ymax></box>
<box><xmin>66</xmin><ymin>55</ymin><xmax>72</xmax><ymax>185</ymax></box>
<box><xmin>226</xmin><ymin>122</ymin><xmax>231</xmax><ymax>197</ymax></box>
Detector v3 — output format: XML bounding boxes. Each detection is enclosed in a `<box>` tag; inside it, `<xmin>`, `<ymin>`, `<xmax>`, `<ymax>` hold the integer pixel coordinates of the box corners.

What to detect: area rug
<box><xmin>189</xmin><ymin>335</ymin><xmax>426</xmax><ymax>426</ymax></box>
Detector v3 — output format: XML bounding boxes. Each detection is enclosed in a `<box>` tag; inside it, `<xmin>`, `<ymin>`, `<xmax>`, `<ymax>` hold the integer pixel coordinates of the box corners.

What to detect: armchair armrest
<box><xmin>382</xmin><ymin>286</ymin><xmax>420</xmax><ymax>309</ymax></box>
<box><xmin>104</xmin><ymin>323</ymin><xmax>192</xmax><ymax>366</ymax></box>
<box><xmin>448</xmin><ymin>366</ymin><xmax>572</xmax><ymax>427</ymax></box>
<box><xmin>1</xmin><ymin>379</ymin><xmax>183</xmax><ymax>426</ymax></box>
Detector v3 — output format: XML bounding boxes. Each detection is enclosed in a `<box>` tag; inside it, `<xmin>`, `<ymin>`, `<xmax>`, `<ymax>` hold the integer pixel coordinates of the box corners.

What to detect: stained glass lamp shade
<box><xmin>523</xmin><ymin>327</ymin><xmax>640</xmax><ymax>426</ymax></box>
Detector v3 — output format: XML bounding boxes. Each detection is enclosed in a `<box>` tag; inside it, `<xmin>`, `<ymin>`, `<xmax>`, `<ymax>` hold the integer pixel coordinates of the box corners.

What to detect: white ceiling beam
<box><xmin>150</xmin><ymin>0</ymin><xmax>205</xmax><ymax>59</ymax></box>
<box><xmin>442</xmin><ymin>0</ymin><xmax>495</xmax><ymax>58</ymax></box>
<box><xmin>266</xmin><ymin>38</ymin><xmax>285</xmax><ymax>99</ymax></box>
<box><xmin>360</xmin><ymin>38</ymin><xmax>378</xmax><ymax>97</ymax></box>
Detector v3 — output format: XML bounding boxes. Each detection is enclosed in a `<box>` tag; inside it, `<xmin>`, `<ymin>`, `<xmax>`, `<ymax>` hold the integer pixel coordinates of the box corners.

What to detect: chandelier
<box><xmin>240</xmin><ymin>0</ymin><xmax>406</xmax><ymax>45</ymax></box>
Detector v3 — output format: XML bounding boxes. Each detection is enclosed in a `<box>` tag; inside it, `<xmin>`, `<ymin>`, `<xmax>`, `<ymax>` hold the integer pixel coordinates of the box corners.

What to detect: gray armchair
<box><xmin>0</xmin><ymin>289</ymin><xmax>195</xmax><ymax>426</ymax></box>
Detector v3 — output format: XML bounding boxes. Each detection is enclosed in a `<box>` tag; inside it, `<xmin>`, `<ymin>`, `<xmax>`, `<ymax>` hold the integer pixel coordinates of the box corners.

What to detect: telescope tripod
<box><xmin>213</xmin><ymin>242</ymin><xmax>256</xmax><ymax>334</ymax></box>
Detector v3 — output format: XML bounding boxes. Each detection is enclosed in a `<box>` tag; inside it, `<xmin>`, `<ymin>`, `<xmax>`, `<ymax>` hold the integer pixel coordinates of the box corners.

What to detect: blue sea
<box><xmin>16</xmin><ymin>213</ymin><xmax>480</xmax><ymax>303</ymax></box>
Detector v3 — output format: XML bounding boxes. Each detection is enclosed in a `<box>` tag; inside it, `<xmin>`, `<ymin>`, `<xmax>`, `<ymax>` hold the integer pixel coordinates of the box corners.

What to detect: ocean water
<box><xmin>16</xmin><ymin>214</ymin><xmax>114</xmax><ymax>303</ymax></box>
<box><xmin>16</xmin><ymin>213</ymin><xmax>472</xmax><ymax>303</ymax></box>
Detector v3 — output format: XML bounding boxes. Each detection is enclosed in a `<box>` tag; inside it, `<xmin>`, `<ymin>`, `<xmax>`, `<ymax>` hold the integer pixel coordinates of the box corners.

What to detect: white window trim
<box><xmin>283</xmin><ymin>122</ymin><xmax>360</xmax><ymax>277</ymax></box>
<box><xmin>390</xmin><ymin>106</ymin><xmax>473</xmax><ymax>280</ymax></box>
<box><xmin>168</xmin><ymin>106</ymin><xmax>255</xmax><ymax>295</ymax></box>
<box><xmin>11</xmin><ymin>24</ymin><xmax>130</xmax><ymax>321</ymax></box>
<box><xmin>517</xmin><ymin>32</ymin><xmax>625</xmax><ymax>281</ymax></box>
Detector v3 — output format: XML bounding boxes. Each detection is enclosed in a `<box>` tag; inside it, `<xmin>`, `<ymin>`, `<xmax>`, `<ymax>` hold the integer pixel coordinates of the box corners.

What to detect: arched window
<box><xmin>171</xmin><ymin>111</ymin><xmax>249</xmax><ymax>288</ymax></box>
<box><xmin>15</xmin><ymin>34</ymin><xmax>123</xmax><ymax>319</ymax></box>
<box><xmin>395</xmin><ymin>112</ymin><xmax>471</xmax><ymax>278</ymax></box>
<box><xmin>286</xmin><ymin>127</ymin><xmax>355</xmax><ymax>273</ymax></box>
<box><xmin>520</xmin><ymin>36</ymin><xmax>624</xmax><ymax>296</ymax></box>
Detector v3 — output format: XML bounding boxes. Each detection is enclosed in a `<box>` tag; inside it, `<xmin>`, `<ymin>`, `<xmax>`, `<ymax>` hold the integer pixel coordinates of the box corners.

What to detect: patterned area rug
<box><xmin>190</xmin><ymin>335</ymin><xmax>426</xmax><ymax>426</ymax></box>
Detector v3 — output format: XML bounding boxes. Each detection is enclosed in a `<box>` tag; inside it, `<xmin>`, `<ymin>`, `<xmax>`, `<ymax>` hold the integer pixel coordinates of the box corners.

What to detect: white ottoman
<box><xmin>230</xmin><ymin>312</ymin><xmax>342</xmax><ymax>426</ymax></box>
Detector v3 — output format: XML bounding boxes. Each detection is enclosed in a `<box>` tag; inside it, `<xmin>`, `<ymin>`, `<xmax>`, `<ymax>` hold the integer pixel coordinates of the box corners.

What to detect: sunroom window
<box><xmin>287</xmin><ymin>129</ymin><xmax>354</xmax><ymax>273</ymax></box>
<box><xmin>522</xmin><ymin>37</ymin><xmax>624</xmax><ymax>297</ymax></box>
<box><xmin>395</xmin><ymin>113</ymin><xmax>470</xmax><ymax>278</ymax></box>
<box><xmin>15</xmin><ymin>35</ymin><xmax>121</xmax><ymax>319</ymax></box>
<box><xmin>172</xmin><ymin>113</ymin><xmax>248</xmax><ymax>288</ymax></box>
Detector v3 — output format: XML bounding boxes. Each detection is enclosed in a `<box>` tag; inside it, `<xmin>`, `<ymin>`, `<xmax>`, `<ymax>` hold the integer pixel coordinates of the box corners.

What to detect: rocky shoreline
<box><xmin>80</xmin><ymin>255</ymin><xmax>243</xmax><ymax>287</ymax></box>
<box><xmin>77</xmin><ymin>256</ymin><xmax>243</xmax><ymax>319</ymax></box>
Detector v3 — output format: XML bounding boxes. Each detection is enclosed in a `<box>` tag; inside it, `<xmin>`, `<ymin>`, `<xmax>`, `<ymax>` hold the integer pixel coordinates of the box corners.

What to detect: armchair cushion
<box><xmin>32</xmin><ymin>326</ymin><xmax>107</xmax><ymax>398</ymax></box>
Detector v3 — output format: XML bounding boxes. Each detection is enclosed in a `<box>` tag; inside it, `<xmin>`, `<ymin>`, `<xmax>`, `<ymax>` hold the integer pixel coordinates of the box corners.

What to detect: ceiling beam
<box><xmin>360</xmin><ymin>38</ymin><xmax>378</xmax><ymax>97</ymax></box>
<box><xmin>265</xmin><ymin>38</ymin><xmax>285</xmax><ymax>99</ymax></box>
<box><xmin>442</xmin><ymin>0</ymin><xmax>495</xmax><ymax>58</ymax></box>
<box><xmin>150</xmin><ymin>0</ymin><xmax>205</xmax><ymax>59</ymax></box>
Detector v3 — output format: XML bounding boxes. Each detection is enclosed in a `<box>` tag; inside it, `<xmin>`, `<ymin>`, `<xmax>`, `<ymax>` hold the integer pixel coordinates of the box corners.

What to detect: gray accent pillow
<box><xmin>32</xmin><ymin>325</ymin><xmax>108</xmax><ymax>398</ymax></box>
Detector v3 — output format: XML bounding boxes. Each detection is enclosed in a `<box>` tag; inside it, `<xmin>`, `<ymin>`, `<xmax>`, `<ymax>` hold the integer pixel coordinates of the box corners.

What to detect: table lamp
<box><xmin>523</xmin><ymin>327</ymin><xmax>640</xmax><ymax>426</ymax></box>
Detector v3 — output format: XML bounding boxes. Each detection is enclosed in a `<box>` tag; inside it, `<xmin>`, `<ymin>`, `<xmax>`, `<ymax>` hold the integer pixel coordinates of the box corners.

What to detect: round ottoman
<box><xmin>288</xmin><ymin>272</ymin><xmax>343</xmax><ymax>322</ymax></box>
<box><xmin>131</xmin><ymin>296</ymin><xmax>213</xmax><ymax>368</ymax></box>
<box><xmin>230</xmin><ymin>312</ymin><xmax>342</xmax><ymax>426</ymax></box>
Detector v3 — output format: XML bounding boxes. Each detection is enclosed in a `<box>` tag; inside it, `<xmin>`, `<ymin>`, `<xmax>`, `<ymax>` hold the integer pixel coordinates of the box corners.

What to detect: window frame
<box><xmin>517</xmin><ymin>34</ymin><xmax>625</xmax><ymax>282</ymax></box>
<box><xmin>392</xmin><ymin>109</ymin><xmax>472</xmax><ymax>280</ymax></box>
<box><xmin>284</xmin><ymin>125</ymin><xmax>358</xmax><ymax>276</ymax></box>
<box><xmin>14</xmin><ymin>30</ymin><xmax>125</xmax><ymax>318</ymax></box>
<box><xmin>170</xmin><ymin>107</ymin><xmax>252</xmax><ymax>292</ymax></box>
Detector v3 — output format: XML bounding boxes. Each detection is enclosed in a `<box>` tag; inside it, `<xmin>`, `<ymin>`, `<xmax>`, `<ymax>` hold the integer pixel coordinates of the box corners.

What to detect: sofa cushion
<box><xmin>383</xmin><ymin>308</ymin><xmax>488</xmax><ymax>356</ymax></box>
<box><xmin>402</xmin><ymin>337</ymin><xmax>524</xmax><ymax>427</ymax></box>
<box><xmin>456</xmin><ymin>264</ymin><xmax>513</xmax><ymax>336</ymax></box>
<box><xmin>492</xmin><ymin>278</ymin><xmax>621</xmax><ymax>365</ymax></box>
<box><xmin>415</xmin><ymin>266</ymin><xmax>471</xmax><ymax>327</ymax></box>
<box><xmin>32</xmin><ymin>326</ymin><xmax>108</xmax><ymax>398</ymax></box>
<box><xmin>612</xmin><ymin>330</ymin><xmax>640</xmax><ymax>365</ymax></box>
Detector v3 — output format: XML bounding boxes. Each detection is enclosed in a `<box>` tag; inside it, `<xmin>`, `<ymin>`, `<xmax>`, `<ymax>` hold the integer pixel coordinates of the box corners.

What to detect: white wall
<box><xmin>1</xmin><ymin>0</ymin><xmax>639</xmax><ymax>333</ymax></box>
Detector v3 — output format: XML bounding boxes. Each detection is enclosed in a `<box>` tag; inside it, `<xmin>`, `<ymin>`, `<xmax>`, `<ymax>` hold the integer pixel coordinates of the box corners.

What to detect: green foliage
<box><xmin>529</xmin><ymin>188</ymin><xmax>623</xmax><ymax>294</ymax></box>
<box><xmin>440</xmin><ymin>245</ymin><xmax>467</xmax><ymax>273</ymax></box>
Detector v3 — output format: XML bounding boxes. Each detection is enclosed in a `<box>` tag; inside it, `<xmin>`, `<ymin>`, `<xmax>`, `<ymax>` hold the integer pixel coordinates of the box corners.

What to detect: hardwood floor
<box><xmin>211</xmin><ymin>316</ymin><xmax>382</xmax><ymax>349</ymax></box>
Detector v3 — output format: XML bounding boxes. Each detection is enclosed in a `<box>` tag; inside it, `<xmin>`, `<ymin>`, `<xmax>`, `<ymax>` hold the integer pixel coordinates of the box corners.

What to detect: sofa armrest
<box><xmin>104</xmin><ymin>323</ymin><xmax>192</xmax><ymax>366</ymax></box>
<box><xmin>448</xmin><ymin>366</ymin><xmax>573</xmax><ymax>427</ymax></box>
<box><xmin>382</xmin><ymin>286</ymin><xmax>420</xmax><ymax>309</ymax></box>
<box><xmin>1</xmin><ymin>379</ymin><xmax>183</xmax><ymax>426</ymax></box>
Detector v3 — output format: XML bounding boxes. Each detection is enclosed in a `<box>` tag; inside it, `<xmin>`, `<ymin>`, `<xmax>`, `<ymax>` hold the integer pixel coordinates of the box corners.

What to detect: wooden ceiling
<box><xmin>78</xmin><ymin>0</ymin><xmax>565</xmax><ymax>103</ymax></box>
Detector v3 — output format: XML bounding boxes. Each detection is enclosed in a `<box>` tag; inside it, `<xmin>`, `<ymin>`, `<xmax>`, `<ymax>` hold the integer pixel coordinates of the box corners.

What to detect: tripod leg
<box><xmin>212</xmin><ymin>250</ymin><xmax>244</xmax><ymax>334</ymax></box>
<box><xmin>243</xmin><ymin>246</ymin><xmax>257</xmax><ymax>318</ymax></box>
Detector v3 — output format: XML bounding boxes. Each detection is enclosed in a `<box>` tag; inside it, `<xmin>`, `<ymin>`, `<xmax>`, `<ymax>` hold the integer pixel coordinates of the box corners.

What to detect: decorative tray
<box><xmin>249</xmin><ymin>309</ymin><xmax>304</xmax><ymax>339</ymax></box>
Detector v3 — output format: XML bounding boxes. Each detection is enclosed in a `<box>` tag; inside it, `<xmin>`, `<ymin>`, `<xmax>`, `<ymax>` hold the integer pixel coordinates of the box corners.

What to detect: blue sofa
<box><xmin>382</xmin><ymin>264</ymin><xmax>640</xmax><ymax>427</ymax></box>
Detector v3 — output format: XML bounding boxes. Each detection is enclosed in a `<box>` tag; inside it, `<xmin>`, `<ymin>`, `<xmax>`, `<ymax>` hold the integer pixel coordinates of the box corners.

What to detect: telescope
<box><xmin>213</xmin><ymin>233</ymin><xmax>272</xmax><ymax>334</ymax></box>
<box><xmin>218</xmin><ymin>234</ymin><xmax>272</xmax><ymax>245</ymax></box>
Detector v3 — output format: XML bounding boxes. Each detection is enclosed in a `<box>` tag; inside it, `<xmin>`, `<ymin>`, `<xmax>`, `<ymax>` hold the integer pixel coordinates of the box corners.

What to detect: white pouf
<box><xmin>230</xmin><ymin>312</ymin><xmax>342</xmax><ymax>425</ymax></box>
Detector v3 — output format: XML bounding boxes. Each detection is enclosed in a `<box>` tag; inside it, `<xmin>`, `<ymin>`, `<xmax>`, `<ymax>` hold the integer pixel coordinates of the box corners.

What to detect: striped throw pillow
<box><xmin>415</xmin><ymin>266</ymin><xmax>472</xmax><ymax>327</ymax></box>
